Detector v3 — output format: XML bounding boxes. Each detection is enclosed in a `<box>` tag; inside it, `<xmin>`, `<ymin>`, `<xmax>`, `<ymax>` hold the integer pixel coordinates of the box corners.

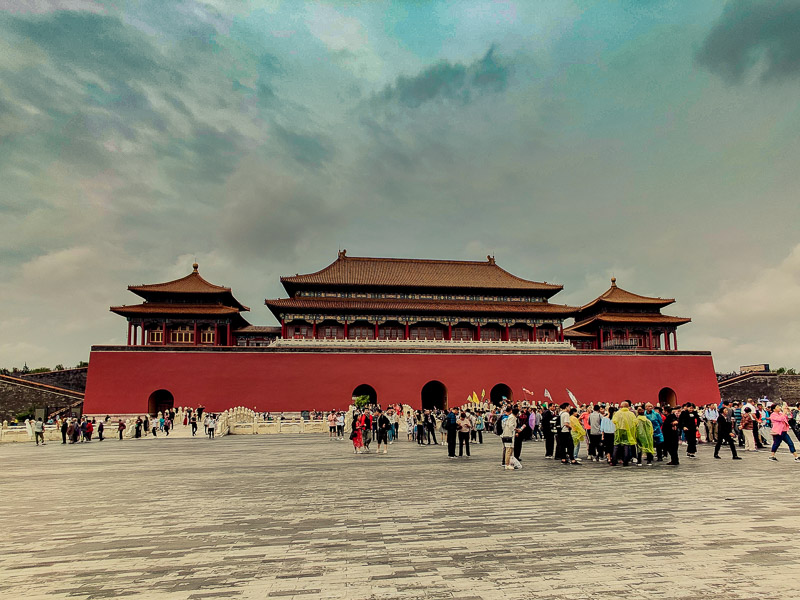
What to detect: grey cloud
<box><xmin>375</xmin><ymin>45</ymin><xmax>510</xmax><ymax>109</ymax></box>
<box><xmin>697</xmin><ymin>0</ymin><xmax>800</xmax><ymax>83</ymax></box>
<box><xmin>271</xmin><ymin>123</ymin><xmax>334</xmax><ymax>169</ymax></box>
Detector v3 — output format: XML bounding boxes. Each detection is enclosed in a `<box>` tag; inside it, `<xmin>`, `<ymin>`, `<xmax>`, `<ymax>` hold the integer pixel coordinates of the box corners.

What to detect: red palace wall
<box><xmin>83</xmin><ymin>348</ymin><xmax>720</xmax><ymax>415</ymax></box>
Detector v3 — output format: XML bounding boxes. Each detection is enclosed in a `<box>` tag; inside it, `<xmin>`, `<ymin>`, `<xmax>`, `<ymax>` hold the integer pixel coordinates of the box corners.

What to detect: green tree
<box><xmin>75</xmin><ymin>361</ymin><xmax>89</xmax><ymax>368</ymax></box>
<box><xmin>776</xmin><ymin>367</ymin><xmax>786</xmax><ymax>374</ymax></box>
<box><xmin>786</xmin><ymin>368</ymin><xmax>797</xmax><ymax>375</ymax></box>
<box><xmin>54</xmin><ymin>364</ymin><xmax>64</xmax><ymax>371</ymax></box>
<box><xmin>353</xmin><ymin>395</ymin><xmax>370</xmax><ymax>409</ymax></box>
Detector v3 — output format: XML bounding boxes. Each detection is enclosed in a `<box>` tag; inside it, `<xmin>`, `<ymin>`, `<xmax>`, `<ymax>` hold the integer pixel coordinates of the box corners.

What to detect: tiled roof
<box><xmin>234</xmin><ymin>325</ymin><xmax>281</xmax><ymax>334</ymax></box>
<box><xmin>571</xmin><ymin>312</ymin><xmax>691</xmax><ymax>330</ymax></box>
<box><xmin>265</xmin><ymin>297</ymin><xmax>577</xmax><ymax>316</ymax></box>
<box><xmin>562</xmin><ymin>327</ymin><xmax>594</xmax><ymax>338</ymax></box>
<box><xmin>110</xmin><ymin>303</ymin><xmax>242</xmax><ymax>316</ymax></box>
<box><xmin>579</xmin><ymin>278</ymin><xmax>674</xmax><ymax>312</ymax></box>
<box><xmin>127</xmin><ymin>264</ymin><xmax>249</xmax><ymax>311</ymax></box>
<box><xmin>281</xmin><ymin>252</ymin><xmax>563</xmax><ymax>294</ymax></box>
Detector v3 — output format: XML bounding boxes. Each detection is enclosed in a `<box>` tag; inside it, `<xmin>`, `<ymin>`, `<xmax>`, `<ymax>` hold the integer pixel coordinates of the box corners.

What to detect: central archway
<box><xmin>490</xmin><ymin>383</ymin><xmax>513</xmax><ymax>406</ymax></box>
<box><xmin>352</xmin><ymin>384</ymin><xmax>378</xmax><ymax>405</ymax></box>
<box><xmin>421</xmin><ymin>380</ymin><xmax>447</xmax><ymax>410</ymax></box>
<box><xmin>658</xmin><ymin>387</ymin><xmax>677</xmax><ymax>408</ymax></box>
<box><xmin>148</xmin><ymin>389</ymin><xmax>174</xmax><ymax>416</ymax></box>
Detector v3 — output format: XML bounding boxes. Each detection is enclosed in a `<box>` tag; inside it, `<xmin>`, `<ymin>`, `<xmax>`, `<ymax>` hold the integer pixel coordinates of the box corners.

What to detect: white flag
<box><xmin>566</xmin><ymin>389</ymin><xmax>580</xmax><ymax>408</ymax></box>
<box><xmin>544</xmin><ymin>389</ymin><xmax>553</xmax><ymax>404</ymax></box>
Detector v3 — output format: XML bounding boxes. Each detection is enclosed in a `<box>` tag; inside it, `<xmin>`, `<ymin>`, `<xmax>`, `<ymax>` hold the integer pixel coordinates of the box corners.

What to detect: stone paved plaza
<box><xmin>1</xmin><ymin>432</ymin><xmax>799</xmax><ymax>600</ymax></box>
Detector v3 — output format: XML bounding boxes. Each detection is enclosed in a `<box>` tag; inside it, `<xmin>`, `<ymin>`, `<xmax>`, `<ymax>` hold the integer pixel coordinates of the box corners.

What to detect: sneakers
<box><xmin>795</xmin><ymin>457</ymin><xmax>800</xmax><ymax>462</ymax></box>
<box><xmin>768</xmin><ymin>456</ymin><xmax>778</xmax><ymax>462</ymax></box>
<box><xmin>505</xmin><ymin>465</ymin><xmax>514</xmax><ymax>470</ymax></box>
<box><xmin>382</xmin><ymin>450</ymin><xmax>387</xmax><ymax>454</ymax></box>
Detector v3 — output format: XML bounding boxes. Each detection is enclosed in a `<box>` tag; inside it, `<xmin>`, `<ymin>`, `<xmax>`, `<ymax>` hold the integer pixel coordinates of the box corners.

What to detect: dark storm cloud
<box><xmin>697</xmin><ymin>0</ymin><xmax>800</xmax><ymax>83</ymax></box>
<box><xmin>375</xmin><ymin>45</ymin><xmax>509</xmax><ymax>109</ymax></box>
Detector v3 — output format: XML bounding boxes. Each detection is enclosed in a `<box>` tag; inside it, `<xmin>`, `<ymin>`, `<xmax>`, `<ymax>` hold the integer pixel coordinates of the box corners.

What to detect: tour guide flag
<box><xmin>522</xmin><ymin>387</ymin><xmax>534</xmax><ymax>397</ymax></box>
<box><xmin>544</xmin><ymin>389</ymin><xmax>553</xmax><ymax>403</ymax></box>
<box><xmin>566</xmin><ymin>389</ymin><xmax>580</xmax><ymax>408</ymax></box>
<box><xmin>472</xmin><ymin>391</ymin><xmax>479</xmax><ymax>403</ymax></box>
<box><xmin>481</xmin><ymin>389</ymin><xmax>485</xmax><ymax>400</ymax></box>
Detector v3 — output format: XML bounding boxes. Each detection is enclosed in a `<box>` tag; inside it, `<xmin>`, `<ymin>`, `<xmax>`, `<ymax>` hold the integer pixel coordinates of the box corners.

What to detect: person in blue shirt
<box><xmin>645</xmin><ymin>403</ymin><xmax>665</xmax><ymax>461</ymax></box>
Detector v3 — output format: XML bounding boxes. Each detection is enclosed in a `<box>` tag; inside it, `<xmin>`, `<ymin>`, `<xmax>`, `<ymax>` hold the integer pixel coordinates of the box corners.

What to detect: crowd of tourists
<box><xmin>336</xmin><ymin>397</ymin><xmax>800</xmax><ymax>468</ymax></box>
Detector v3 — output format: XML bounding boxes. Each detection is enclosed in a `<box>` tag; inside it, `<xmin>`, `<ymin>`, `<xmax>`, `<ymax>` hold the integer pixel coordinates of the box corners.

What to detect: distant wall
<box><xmin>20</xmin><ymin>368</ymin><xmax>87</xmax><ymax>393</ymax></box>
<box><xmin>719</xmin><ymin>374</ymin><xmax>800</xmax><ymax>404</ymax></box>
<box><xmin>0</xmin><ymin>375</ymin><xmax>84</xmax><ymax>421</ymax></box>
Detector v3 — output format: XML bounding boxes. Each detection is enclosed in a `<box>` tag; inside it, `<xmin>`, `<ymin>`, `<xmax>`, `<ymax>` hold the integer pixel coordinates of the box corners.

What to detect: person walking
<box><xmin>556</xmin><ymin>404</ymin><xmax>577</xmax><ymax>465</ymax></box>
<box><xmin>33</xmin><ymin>417</ymin><xmax>46</xmax><ymax>446</ymax></box>
<box><xmin>350</xmin><ymin>411</ymin><xmax>363</xmax><ymax>453</ymax></box>
<box><xmin>190</xmin><ymin>414</ymin><xmax>198</xmax><ymax>436</ymax></box>
<box><xmin>741</xmin><ymin>407</ymin><xmax>756</xmax><ymax>452</ymax></box>
<box><xmin>375</xmin><ymin>408</ymin><xmax>391</xmax><ymax>454</ymax></box>
<box><xmin>679</xmin><ymin>403</ymin><xmax>699</xmax><ymax>458</ymax></box>
<box><xmin>97</xmin><ymin>420</ymin><xmax>104</xmax><ymax>442</ymax></box>
<box><xmin>704</xmin><ymin>404</ymin><xmax>718</xmax><ymax>443</ymax></box>
<box><xmin>336</xmin><ymin>411</ymin><xmax>345</xmax><ymax>440</ymax></box>
<box><xmin>714</xmin><ymin>407</ymin><xmax>741</xmax><ymax>460</ymax></box>
<box><xmin>164</xmin><ymin>416</ymin><xmax>171</xmax><ymax>436</ymax></box>
<box><xmin>456</xmin><ymin>411</ymin><xmax>472</xmax><ymax>457</ymax></box>
<box><xmin>767</xmin><ymin>405</ymin><xmax>800</xmax><ymax>462</ymax></box>
<box><xmin>60</xmin><ymin>418</ymin><xmax>68</xmax><ymax>444</ymax></box>
<box><xmin>207</xmin><ymin>415</ymin><xmax>216</xmax><ymax>439</ymax></box>
<box><xmin>117</xmin><ymin>419</ymin><xmax>126</xmax><ymax>440</ymax></box>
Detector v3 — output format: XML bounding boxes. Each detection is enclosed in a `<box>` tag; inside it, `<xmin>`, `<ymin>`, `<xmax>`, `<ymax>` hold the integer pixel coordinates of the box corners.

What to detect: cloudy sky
<box><xmin>1</xmin><ymin>0</ymin><xmax>799</xmax><ymax>372</ymax></box>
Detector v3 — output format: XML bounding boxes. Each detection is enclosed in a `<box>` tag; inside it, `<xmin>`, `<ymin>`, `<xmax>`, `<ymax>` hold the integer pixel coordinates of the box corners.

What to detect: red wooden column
<box><xmin>227</xmin><ymin>324</ymin><xmax>232</xmax><ymax>346</ymax></box>
<box><xmin>648</xmin><ymin>329</ymin><xmax>653</xmax><ymax>350</ymax></box>
<box><xmin>213</xmin><ymin>323</ymin><xmax>219</xmax><ymax>346</ymax></box>
<box><xmin>313</xmin><ymin>322</ymin><xmax>318</xmax><ymax>339</ymax></box>
<box><xmin>664</xmin><ymin>330</ymin><xmax>670</xmax><ymax>351</ymax></box>
<box><xmin>127</xmin><ymin>322</ymin><xmax>132</xmax><ymax>346</ymax></box>
<box><xmin>599</xmin><ymin>329</ymin><xmax>604</xmax><ymax>349</ymax></box>
<box><xmin>138</xmin><ymin>322</ymin><xmax>144</xmax><ymax>345</ymax></box>
<box><xmin>476</xmin><ymin>324</ymin><xmax>481</xmax><ymax>341</ymax></box>
<box><xmin>375</xmin><ymin>322</ymin><xmax>379</xmax><ymax>339</ymax></box>
<box><xmin>504</xmin><ymin>325</ymin><xmax>510</xmax><ymax>341</ymax></box>
<box><xmin>673</xmin><ymin>330</ymin><xmax>678</xmax><ymax>351</ymax></box>
<box><xmin>559</xmin><ymin>323</ymin><xmax>564</xmax><ymax>342</ymax></box>
<box><xmin>281</xmin><ymin>319</ymin><xmax>286</xmax><ymax>338</ymax></box>
<box><xmin>404</xmin><ymin>322</ymin><xmax>409</xmax><ymax>339</ymax></box>
<box><xmin>193</xmin><ymin>321</ymin><xmax>198</xmax><ymax>346</ymax></box>
<box><xmin>528</xmin><ymin>327</ymin><xmax>533</xmax><ymax>342</ymax></box>
<box><xmin>343</xmin><ymin>320</ymin><xmax>349</xmax><ymax>338</ymax></box>
<box><xmin>533</xmin><ymin>324</ymin><xmax>538</xmax><ymax>342</ymax></box>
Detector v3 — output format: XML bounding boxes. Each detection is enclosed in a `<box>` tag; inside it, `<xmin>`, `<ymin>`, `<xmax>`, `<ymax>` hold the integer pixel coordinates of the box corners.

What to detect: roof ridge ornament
<box><xmin>487</xmin><ymin>255</ymin><xmax>495</xmax><ymax>265</ymax></box>
<box><xmin>192</xmin><ymin>262</ymin><xmax>199</xmax><ymax>273</ymax></box>
<box><xmin>338</xmin><ymin>249</ymin><xmax>347</xmax><ymax>259</ymax></box>
<box><xmin>610</xmin><ymin>276</ymin><xmax>617</xmax><ymax>287</ymax></box>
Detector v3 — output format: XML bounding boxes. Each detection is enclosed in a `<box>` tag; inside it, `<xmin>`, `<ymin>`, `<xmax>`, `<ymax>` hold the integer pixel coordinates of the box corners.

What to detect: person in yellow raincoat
<box><xmin>635</xmin><ymin>407</ymin><xmax>655</xmax><ymax>466</ymax></box>
<box><xmin>569</xmin><ymin>408</ymin><xmax>586</xmax><ymax>462</ymax></box>
<box><xmin>612</xmin><ymin>401</ymin><xmax>638</xmax><ymax>466</ymax></box>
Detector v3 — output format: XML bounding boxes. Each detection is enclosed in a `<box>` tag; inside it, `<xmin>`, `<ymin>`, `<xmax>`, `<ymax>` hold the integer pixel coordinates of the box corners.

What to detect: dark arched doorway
<box><xmin>352</xmin><ymin>384</ymin><xmax>377</xmax><ymax>406</ymax></box>
<box><xmin>421</xmin><ymin>380</ymin><xmax>447</xmax><ymax>410</ymax></box>
<box><xmin>148</xmin><ymin>389</ymin><xmax>174</xmax><ymax>415</ymax></box>
<box><xmin>490</xmin><ymin>383</ymin><xmax>513</xmax><ymax>406</ymax></box>
<box><xmin>658</xmin><ymin>387</ymin><xmax>677</xmax><ymax>408</ymax></box>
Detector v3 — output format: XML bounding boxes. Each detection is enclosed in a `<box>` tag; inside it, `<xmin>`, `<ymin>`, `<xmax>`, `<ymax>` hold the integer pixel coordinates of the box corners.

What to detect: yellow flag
<box><xmin>481</xmin><ymin>389</ymin><xmax>486</xmax><ymax>399</ymax></box>
<box><xmin>472</xmin><ymin>391</ymin><xmax>479</xmax><ymax>404</ymax></box>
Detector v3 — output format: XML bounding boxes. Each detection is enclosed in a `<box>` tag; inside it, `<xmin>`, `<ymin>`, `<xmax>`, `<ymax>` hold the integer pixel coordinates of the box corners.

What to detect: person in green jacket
<box><xmin>612</xmin><ymin>401</ymin><xmax>638</xmax><ymax>466</ymax></box>
<box><xmin>635</xmin><ymin>407</ymin><xmax>655</xmax><ymax>466</ymax></box>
